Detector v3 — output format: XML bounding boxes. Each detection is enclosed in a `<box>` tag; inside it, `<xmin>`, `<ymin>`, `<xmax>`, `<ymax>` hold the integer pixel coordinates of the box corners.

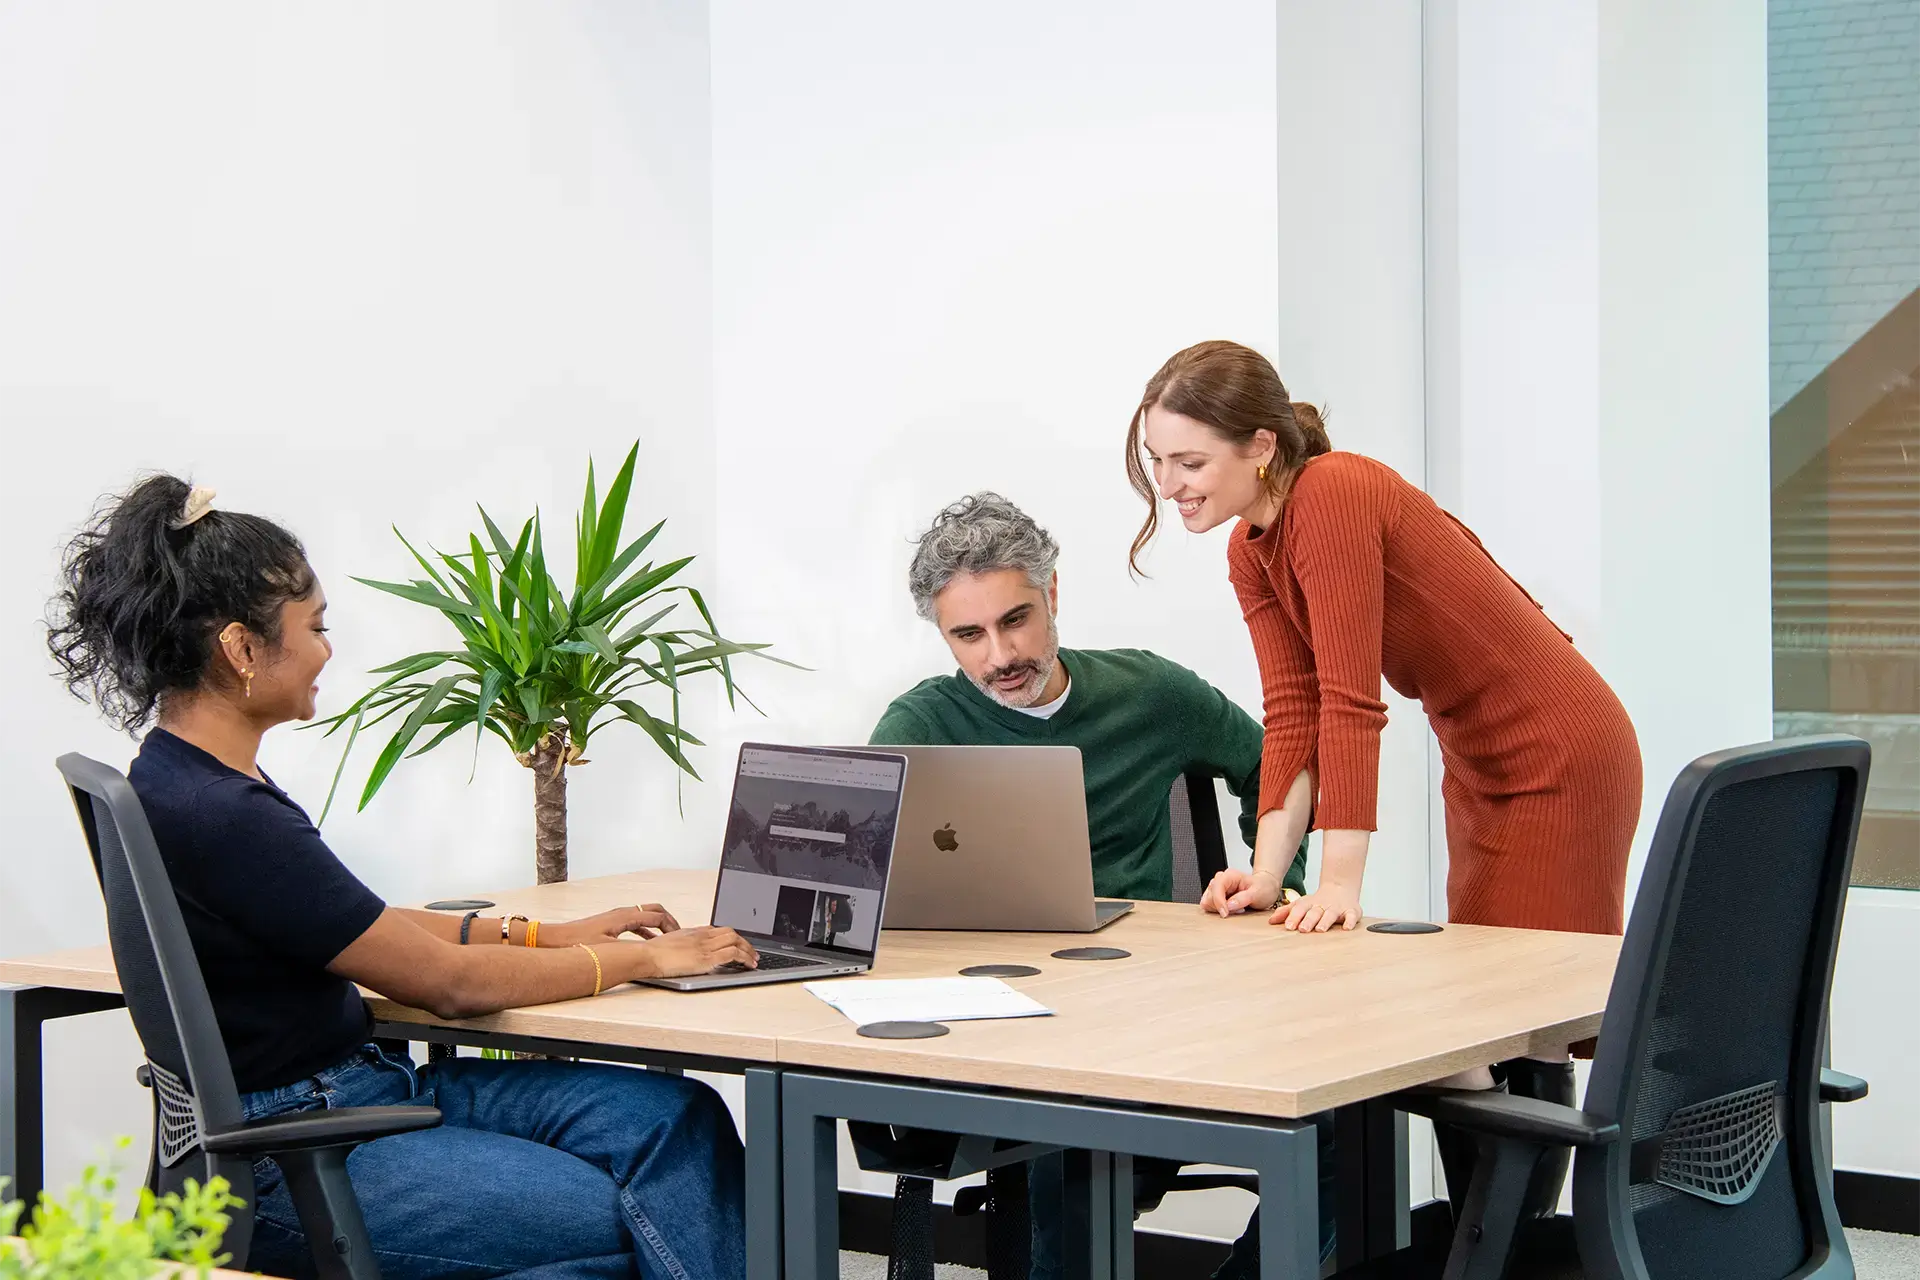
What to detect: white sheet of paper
<box><xmin>803</xmin><ymin>976</ymin><xmax>1054</xmax><ymax>1027</ymax></box>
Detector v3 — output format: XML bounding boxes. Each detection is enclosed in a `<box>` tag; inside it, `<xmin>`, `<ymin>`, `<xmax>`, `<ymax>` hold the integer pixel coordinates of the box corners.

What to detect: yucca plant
<box><xmin>313</xmin><ymin>442</ymin><xmax>785</xmax><ymax>883</ymax></box>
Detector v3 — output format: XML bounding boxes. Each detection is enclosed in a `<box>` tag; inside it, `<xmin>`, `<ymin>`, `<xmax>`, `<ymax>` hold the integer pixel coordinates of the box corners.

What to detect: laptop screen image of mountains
<box><xmin>639</xmin><ymin>743</ymin><xmax>909</xmax><ymax>991</ymax></box>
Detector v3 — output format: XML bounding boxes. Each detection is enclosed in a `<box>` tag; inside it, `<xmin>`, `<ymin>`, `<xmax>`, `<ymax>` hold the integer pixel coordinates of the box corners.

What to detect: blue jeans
<box><xmin>239</xmin><ymin>1046</ymin><xmax>745</xmax><ymax>1280</ymax></box>
<box><xmin>1027</xmin><ymin>1114</ymin><xmax>1337</xmax><ymax>1279</ymax></box>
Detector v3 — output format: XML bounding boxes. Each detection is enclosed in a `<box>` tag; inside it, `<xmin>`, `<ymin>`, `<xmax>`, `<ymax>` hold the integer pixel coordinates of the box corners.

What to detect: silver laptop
<box><xmin>875</xmin><ymin>745</ymin><xmax>1134</xmax><ymax>933</ymax></box>
<box><xmin>641</xmin><ymin>743</ymin><xmax>909</xmax><ymax>991</ymax></box>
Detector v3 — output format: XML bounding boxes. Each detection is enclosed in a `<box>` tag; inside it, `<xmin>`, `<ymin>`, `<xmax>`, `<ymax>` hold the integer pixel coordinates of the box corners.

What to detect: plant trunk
<box><xmin>531</xmin><ymin>728</ymin><xmax>569</xmax><ymax>884</ymax></box>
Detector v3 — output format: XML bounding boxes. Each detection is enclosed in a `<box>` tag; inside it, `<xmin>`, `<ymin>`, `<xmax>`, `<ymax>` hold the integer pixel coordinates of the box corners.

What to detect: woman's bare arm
<box><xmin>327</xmin><ymin>909</ymin><xmax>756</xmax><ymax>1019</ymax></box>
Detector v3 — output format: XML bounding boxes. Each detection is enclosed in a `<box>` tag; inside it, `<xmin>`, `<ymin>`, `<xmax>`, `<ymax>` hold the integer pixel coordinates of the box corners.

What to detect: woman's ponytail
<box><xmin>47</xmin><ymin>474</ymin><xmax>313</xmax><ymax>730</ymax></box>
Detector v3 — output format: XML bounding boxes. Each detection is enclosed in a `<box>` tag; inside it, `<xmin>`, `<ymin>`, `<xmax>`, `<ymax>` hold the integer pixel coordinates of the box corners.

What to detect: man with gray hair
<box><xmin>873</xmin><ymin>491</ymin><xmax>1305</xmax><ymax>903</ymax></box>
<box><xmin>870</xmin><ymin>493</ymin><xmax>1323</xmax><ymax>1277</ymax></box>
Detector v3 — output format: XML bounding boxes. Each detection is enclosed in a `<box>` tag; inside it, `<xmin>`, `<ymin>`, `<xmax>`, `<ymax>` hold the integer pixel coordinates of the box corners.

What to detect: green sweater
<box><xmin>869</xmin><ymin>647</ymin><xmax>1308</xmax><ymax>902</ymax></box>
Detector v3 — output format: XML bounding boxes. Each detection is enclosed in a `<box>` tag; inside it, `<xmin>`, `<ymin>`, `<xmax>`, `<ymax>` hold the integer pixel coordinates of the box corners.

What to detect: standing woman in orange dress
<box><xmin>1128</xmin><ymin>340</ymin><xmax>1642</xmax><ymax>1221</ymax></box>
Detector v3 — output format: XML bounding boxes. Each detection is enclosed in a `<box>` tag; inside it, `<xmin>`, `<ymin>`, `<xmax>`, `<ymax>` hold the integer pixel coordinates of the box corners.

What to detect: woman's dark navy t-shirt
<box><xmin>127</xmin><ymin>729</ymin><xmax>387</xmax><ymax>1092</ymax></box>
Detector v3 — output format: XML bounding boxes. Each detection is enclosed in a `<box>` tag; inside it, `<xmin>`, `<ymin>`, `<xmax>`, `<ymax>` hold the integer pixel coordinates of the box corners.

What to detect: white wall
<box><xmin>0</xmin><ymin>0</ymin><xmax>720</xmax><ymax>1193</ymax></box>
<box><xmin>707</xmin><ymin>0</ymin><xmax>1282</xmax><ymax>754</ymax></box>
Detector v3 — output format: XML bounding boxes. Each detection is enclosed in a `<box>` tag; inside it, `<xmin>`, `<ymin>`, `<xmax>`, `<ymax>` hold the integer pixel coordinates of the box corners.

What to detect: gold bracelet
<box><xmin>502</xmin><ymin>914</ymin><xmax>529</xmax><ymax>944</ymax></box>
<box><xmin>525</xmin><ymin>919</ymin><xmax>540</xmax><ymax>949</ymax></box>
<box><xmin>574</xmin><ymin>943</ymin><xmax>603</xmax><ymax>997</ymax></box>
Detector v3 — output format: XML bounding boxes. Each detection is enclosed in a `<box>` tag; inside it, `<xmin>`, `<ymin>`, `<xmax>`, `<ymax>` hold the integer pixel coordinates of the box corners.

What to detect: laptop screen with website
<box><xmin>711</xmin><ymin>745</ymin><xmax>906</xmax><ymax>957</ymax></box>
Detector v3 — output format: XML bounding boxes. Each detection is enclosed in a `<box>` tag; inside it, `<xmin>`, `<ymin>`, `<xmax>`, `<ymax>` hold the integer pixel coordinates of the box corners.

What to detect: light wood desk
<box><xmin>0</xmin><ymin>870</ymin><xmax>1621</xmax><ymax>1280</ymax></box>
<box><xmin>780</xmin><ymin>912</ymin><xmax>1618</xmax><ymax>1117</ymax></box>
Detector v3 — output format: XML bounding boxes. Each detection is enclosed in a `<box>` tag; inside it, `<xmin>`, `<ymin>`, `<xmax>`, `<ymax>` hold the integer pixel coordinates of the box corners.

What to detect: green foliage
<box><xmin>312</xmin><ymin>442</ymin><xmax>791</xmax><ymax>821</ymax></box>
<box><xmin>0</xmin><ymin>1139</ymin><xmax>244</xmax><ymax>1280</ymax></box>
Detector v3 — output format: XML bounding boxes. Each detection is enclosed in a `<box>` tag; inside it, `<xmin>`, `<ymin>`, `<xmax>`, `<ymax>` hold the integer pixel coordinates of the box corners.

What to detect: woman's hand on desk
<box><xmin>1199</xmin><ymin>867</ymin><xmax>1287</xmax><ymax>916</ymax></box>
<box><xmin>1269</xmin><ymin>881</ymin><xmax>1361</xmax><ymax>933</ymax></box>
<box><xmin>548</xmin><ymin>904</ymin><xmax>683</xmax><ymax>947</ymax></box>
<box><xmin>631</xmin><ymin>927</ymin><xmax>759</xmax><ymax>979</ymax></box>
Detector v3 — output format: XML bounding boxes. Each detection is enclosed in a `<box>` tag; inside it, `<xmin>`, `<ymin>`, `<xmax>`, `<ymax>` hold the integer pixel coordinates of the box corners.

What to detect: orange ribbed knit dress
<box><xmin>1228</xmin><ymin>452</ymin><xmax>1641</xmax><ymax>934</ymax></box>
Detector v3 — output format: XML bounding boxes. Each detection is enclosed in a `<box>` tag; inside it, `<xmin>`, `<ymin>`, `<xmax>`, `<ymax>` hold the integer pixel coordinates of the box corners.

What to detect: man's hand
<box><xmin>1199</xmin><ymin>867</ymin><xmax>1284</xmax><ymax>917</ymax></box>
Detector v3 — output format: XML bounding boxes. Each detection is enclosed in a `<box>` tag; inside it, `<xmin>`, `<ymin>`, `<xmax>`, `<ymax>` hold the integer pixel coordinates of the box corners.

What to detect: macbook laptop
<box><xmin>641</xmin><ymin>742</ymin><xmax>908</xmax><ymax>991</ymax></box>
<box><xmin>874</xmin><ymin>745</ymin><xmax>1134</xmax><ymax>932</ymax></box>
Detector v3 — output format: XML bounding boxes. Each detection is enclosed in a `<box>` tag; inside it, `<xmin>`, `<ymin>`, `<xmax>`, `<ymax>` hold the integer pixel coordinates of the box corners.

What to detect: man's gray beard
<box><xmin>971</xmin><ymin>616</ymin><xmax>1061</xmax><ymax>709</ymax></box>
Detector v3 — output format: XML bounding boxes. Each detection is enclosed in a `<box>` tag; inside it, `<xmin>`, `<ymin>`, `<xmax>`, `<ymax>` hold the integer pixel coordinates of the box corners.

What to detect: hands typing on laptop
<box><xmin>638</xmin><ymin>744</ymin><xmax>910</xmax><ymax>992</ymax></box>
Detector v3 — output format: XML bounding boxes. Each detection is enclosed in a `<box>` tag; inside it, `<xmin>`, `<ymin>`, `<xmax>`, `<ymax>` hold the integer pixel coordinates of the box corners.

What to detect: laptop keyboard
<box><xmin>715</xmin><ymin>951</ymin><xmax>820</xmax><ymax>974</ymax></box>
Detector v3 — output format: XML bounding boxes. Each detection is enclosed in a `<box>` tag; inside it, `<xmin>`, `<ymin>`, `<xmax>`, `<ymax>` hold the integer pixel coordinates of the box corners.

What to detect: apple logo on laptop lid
<box><xmin>932</xmin><ymin>823</ymin><xmax>959</xmax><ymax>852</ymax></box>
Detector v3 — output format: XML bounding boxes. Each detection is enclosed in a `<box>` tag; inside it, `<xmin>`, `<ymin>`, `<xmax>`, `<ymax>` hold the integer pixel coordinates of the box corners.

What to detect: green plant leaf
<box><xmin>576</xmin><ymin>519</ymin><xmax>664</xmax><ymax>615</ymax></box>
<box><xmin>528</xmin><ymin>514</ymin><xmax>554</xmax><ymax>632</ymax></box>
<box><xmin>407</xmin><ymin>716</ymin><xmax>475</xmax><ymax>758</ymax></box>
<box><xmin>655</xmin><ymin>635</ymin><xmax>689</xmax><ymax>814</ymax></box>
<box><xmin>579</xmin><ymin>555</ymin><xmax>695</xmax><ymax>627</ymax></box>
<box><xmin>586</xmin><ymin>442</ymin><xmax>639</xmax><ymax>585</ymax></box>
<box><xmin>577</xmin><ymin>457</ymin><xmax>598</xmax><ymax>580</ymax></box>
<box><xmin>612</xmin><ymin>700</ymin><xmax>702</xmax><ymax>779</ymax></box>
<box><xmin>315</xmin><ymin>706</ymin><xmax>366</xmax><ymax>826</ymax></box>
<box><xmin>612</xmin><ymin>602</ymin><xmax>677</xmax><ymax>649</ymax></box>
<box><xmin>351</xmin><ymin>577</ymin><xmax>487</xmax><ymax>619</ymax></box>
<box><xmin>471</xmin><ymin>666</ymin><xmax>507</xmax><ymax>778</ymax></box>
<box><xmin>477</xmin><ymin>505</ymin><xmax>518</xmax><ymax>564</ymax></box>
<box><xmin>440</xmin><ymin>544</ymin><xmax>531</xmax><ymax>671</ymax></box>
<box><xmin>680</xmin><ymin>585</ymin><xmax>742</xmax><ymax>708</ymax></box>
<box><xmin>368</xmin><ymin>650</ymin><xmax>465</xmax><ymax>675</ymax></box>
<box><xmin>580</xmin><ymin>622</ymin><xmax>621</xmax><ymax>666</ymax></box>
<box><xmin>358</xmin><ymin>675</ymin><xmax>462</xmax><ymax>810</ymax></box>
<box><xmin>394</xmin><ymin>527</ymin><xmax>458</xmax><ymax>598</ymax></box>
<box><xmin>670</xmin><ymin>639</ymin><xmax>771</xmax><ymax>665</ymax></box>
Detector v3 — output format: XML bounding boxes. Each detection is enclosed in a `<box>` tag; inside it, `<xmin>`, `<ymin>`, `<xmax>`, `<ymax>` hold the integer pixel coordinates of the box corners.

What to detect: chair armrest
<box><xmin>1820</xmin><ymin>1069</ymin><xmax>1868</xmax><ymax>1104</ymax></box>
<box><xmin>203</xmin><ymin>1105</ymin><xmax>442</xmax><ymax>1156</ymax></box>
<box><xmin>1394</xmin><ymin>1088</ymin><xmax>1620</xmax><ymax>1148</ymax></box>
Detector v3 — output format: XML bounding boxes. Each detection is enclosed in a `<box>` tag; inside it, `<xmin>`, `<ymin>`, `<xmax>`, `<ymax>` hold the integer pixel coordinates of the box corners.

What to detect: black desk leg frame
<box><xmin>744</xmin><ymin>1067</ymin><xmax>782</xmax><ymax>1280</ymax></box>
<box><xmin>781</xmin><ymin>1072</ymin><xmax>1320</xmax><ymax>1280</ymax></box>
<box><xmin>1333</xmin><ymin>1098</ymin><xmax>1411</xmax><ymax>1269</ymax></box>
<box><xmin>0</xmin><ymin>987</ymin><xmax>128</xmax><ymax>1208</ymax></box>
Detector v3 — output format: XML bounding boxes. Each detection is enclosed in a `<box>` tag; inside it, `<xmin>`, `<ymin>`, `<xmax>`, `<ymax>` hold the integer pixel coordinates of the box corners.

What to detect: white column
<box><xmin>1425</xmin><ymin>0</ymin><xmax>1770</xmax><ymax>896</ymax></box>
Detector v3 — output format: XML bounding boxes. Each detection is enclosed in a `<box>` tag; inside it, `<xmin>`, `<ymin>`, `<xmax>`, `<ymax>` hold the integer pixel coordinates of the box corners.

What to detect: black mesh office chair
<box><xmin>57</xmin><ymin>753</ymin><xmax>441</xmax><ymax>1280</ymax></box>
<box><xmin>1392</xmin><ymin>735</ymin><xmax>1872</xmax><ymax>1280</ymax></box>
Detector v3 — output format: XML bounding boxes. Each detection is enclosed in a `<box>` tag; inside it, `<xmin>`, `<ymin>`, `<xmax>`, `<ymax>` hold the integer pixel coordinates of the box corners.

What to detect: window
<box><xmin>1769</xmin><ymin>0</ymin><xmax>1920</xmax><ymax>888</ymax></box>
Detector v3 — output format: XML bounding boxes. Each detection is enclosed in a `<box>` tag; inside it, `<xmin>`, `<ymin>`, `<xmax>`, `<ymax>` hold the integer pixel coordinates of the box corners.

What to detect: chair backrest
<box><xmin>1573</xmin><ymin>735</ymin><xmax>1869</xmax><ymax>1280</ymax></box>
<box><xmin>57</xmin><ymin>753</ymin><xmax>245</xmax><ymax>1143</ymax></box>
<box><xmin>1167</xmin><ymin>771</ymin><xmax>1230</xmax><ymax>905</ymax></box>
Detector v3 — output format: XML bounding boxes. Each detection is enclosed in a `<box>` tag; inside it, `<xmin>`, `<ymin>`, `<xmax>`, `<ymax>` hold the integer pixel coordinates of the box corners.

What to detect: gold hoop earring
<box><xmin>1256</xmin><ymin>463</ymin><xmax>1269</xmax><ymax>483</ymax></box>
